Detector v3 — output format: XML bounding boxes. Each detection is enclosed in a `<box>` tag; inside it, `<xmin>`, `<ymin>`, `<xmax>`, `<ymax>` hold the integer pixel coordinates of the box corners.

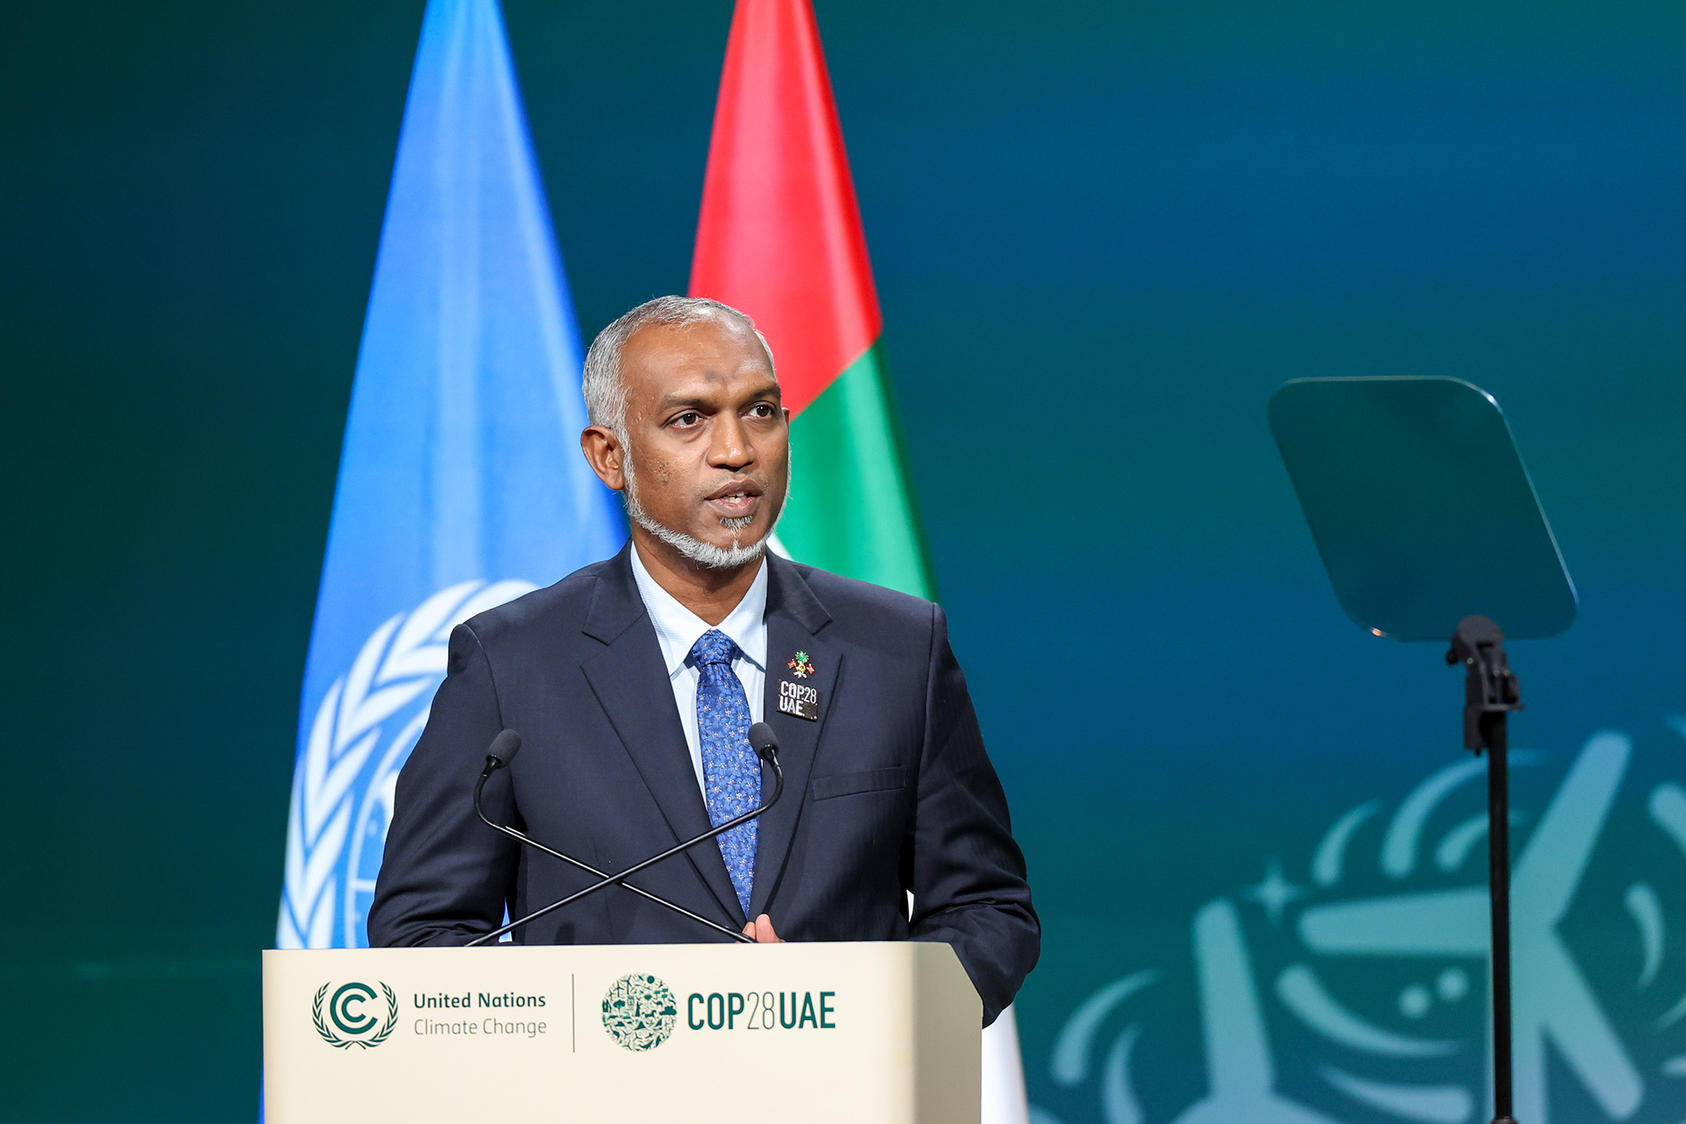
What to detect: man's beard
<box><xmin>622</xmin><ymin>453</ymin><xmax>783</xmax><ymax>570</ymax></box>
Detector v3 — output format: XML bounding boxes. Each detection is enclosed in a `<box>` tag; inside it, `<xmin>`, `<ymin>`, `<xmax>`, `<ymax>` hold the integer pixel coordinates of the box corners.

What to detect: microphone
<box><xmin>472</xmin><ymin>722</ymin><xmax>785</xmax><ymax>946</ymax></box>
<box><xmin>467</xmin><ymin>729</ymin><xmax>757</xmax><ymax>946</ymax></box>
<box><xmin>747</xmin><ymin>721</ymin><xmax>778</xmax><ymax>763</ymax></box>
<box><xmin>480</xmin><ymin>729</ymin><xmax>522</xmax><ymax>777</ymax></box>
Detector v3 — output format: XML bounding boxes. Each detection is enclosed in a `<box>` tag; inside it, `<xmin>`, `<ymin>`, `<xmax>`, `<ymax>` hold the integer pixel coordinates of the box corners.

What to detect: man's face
<box><xmin>613</xmin><ymin>314</ymin><xmax>790</xmax><ymax>566</ymax></box>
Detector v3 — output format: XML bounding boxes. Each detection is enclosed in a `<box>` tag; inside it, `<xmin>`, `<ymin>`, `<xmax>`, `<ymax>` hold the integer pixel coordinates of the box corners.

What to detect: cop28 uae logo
<box><xmin>602</xmin><ymin>973</ymin><xmax>678</xmax><ymax>1051</ymax></box>
<box><xmin>1033</xmin><ymin>718</ymin><xmax>1686</xmax><ymax>1123</ymax></box>
<box><xmin>313</xmin><ymin>980</ymin><xmax>399</xmax><ymax>1049</ymax></box>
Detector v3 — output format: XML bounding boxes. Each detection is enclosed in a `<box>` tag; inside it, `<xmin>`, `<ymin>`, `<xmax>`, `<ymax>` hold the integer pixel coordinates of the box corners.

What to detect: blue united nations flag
<box><xmin>276</xmin><ymin>0</ymin><xmax>621</xmax><ymax>951</ymax></box>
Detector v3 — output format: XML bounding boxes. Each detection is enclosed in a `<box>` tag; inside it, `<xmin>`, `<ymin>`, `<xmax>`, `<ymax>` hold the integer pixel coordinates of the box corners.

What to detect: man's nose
<box><xmin>708</xmin><ymin>415</ymin><xmax>754</xmax><ymax>468</ymax></box>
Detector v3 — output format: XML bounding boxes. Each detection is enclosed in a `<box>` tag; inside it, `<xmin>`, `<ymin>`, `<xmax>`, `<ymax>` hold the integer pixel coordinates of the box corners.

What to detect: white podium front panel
<box><xmin>263</xmin><ymin>942</ymin><xmax>980</xmax><ymax>1123</ymax></box>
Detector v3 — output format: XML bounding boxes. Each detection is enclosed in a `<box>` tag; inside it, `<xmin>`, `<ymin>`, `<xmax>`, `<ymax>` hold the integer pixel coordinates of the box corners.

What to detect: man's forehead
<box><xmin>623</xmin><ymin>315</ymin><xmax>775</xmax><ymax>388</ymax></box>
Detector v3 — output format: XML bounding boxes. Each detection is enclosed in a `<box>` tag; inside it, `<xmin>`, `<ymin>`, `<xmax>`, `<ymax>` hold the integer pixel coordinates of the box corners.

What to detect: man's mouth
<box><xmin>705</xmin><ymin>481</ymin><xmax>762</xmax><ymax>518</ymax></box>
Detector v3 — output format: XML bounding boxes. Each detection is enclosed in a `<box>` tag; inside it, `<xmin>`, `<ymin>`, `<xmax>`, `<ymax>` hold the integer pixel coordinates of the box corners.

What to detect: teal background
<box><xmin>5</xmin><ymin>1</ymin><xmax>1683</xmax><ymax>1119</ymax></box>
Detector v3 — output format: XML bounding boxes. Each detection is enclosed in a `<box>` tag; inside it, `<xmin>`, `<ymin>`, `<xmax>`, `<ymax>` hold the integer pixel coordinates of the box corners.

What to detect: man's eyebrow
<box><xmin>657</xmin><ymin>382</ymin><xmax>782</xmax><ymax>409</ymax></box>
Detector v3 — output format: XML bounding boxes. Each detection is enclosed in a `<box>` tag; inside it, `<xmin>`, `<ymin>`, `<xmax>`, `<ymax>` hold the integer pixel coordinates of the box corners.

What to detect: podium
<box><xmin>264</xmin><ymin>941</ymin><xmax>981</xmax><ymax>1122</ymax></box>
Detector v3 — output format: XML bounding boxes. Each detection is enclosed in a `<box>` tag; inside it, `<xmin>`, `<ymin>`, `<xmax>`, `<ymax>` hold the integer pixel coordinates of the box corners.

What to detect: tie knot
<box><xmin>688</xmin><ymin>629</ymin><xmax>739</xmax><ymax>668</ymax></box>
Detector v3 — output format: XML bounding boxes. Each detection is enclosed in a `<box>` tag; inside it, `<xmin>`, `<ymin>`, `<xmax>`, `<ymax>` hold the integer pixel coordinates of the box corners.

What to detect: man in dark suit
<box><xmin>368</xmin><ymin>296</ymin><xmax>1037</xmax><ymax>1024</ymax></box>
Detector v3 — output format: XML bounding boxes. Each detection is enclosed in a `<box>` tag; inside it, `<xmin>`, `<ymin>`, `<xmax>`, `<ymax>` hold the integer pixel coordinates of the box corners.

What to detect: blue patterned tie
<box><xmin>689</xmin><ymin>629</ymin><xmax>759</xmax><ymax>916</ymax></box>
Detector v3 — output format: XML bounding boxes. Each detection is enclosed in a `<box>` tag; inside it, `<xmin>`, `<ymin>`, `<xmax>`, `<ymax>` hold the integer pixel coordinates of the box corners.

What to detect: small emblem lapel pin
<box><xmin>779</xmin><ymin>651</ymin><xmax>820</xmax><ymax>720</ymax></box>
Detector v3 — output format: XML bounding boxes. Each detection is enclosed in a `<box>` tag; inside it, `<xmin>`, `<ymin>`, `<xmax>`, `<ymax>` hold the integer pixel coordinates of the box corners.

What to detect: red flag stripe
<box><xmin>689</xmin><ymin>0</ymin><xmax>882</xmax><ymax>417</ymax></box>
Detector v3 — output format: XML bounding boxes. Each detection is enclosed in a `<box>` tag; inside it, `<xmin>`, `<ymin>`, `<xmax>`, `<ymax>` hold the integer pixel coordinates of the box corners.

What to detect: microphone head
<box><xmin>487</xmin><ymin>729</ymin><xmax>523</xmax><ymax>769</ymax></box>
<box><xmin>747</xmin><ymin>722</ymin><xmax>779</xmax><ymax>763</ymax></box>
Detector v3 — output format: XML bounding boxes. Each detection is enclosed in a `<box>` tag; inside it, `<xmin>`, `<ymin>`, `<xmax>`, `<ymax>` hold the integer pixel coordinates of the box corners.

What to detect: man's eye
<box><xmin>671</xmin><ymin>411</ymin><xmax>701</xmax><ymax>428</ymax></box>
<box><xmin>747</xmin><ymin>403</ymin><xmax>777</xmax><ymax>418</ymax></box>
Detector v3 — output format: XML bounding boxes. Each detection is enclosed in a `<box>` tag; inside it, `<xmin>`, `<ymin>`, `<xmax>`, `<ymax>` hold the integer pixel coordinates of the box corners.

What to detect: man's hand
<box><xmin>741</xmin><ymin>913</ymin><xmax>783</xmax><ymax>942</ymax></box>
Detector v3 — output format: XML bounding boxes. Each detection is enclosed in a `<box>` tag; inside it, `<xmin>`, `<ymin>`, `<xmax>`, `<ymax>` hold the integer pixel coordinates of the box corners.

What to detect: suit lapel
<box><xmin>749</xmin><ymin>556</ymin><xmax>837</xmax><ymax>919</ymax></box>
<box><xmin>579</xmin><ymin>545</ymin><xmax>744</xmax><ymax>925</ymax></box>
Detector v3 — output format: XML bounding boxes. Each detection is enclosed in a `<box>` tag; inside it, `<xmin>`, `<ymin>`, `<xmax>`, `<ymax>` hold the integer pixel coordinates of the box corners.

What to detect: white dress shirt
<box><xmin>628</xmin><ymin>545</ymin><xmax>768</xmax><ymax>794</ymax></box>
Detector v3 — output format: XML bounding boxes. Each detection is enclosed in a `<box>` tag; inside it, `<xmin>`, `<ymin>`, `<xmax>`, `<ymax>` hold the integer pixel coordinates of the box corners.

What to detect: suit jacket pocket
<box><xmin>810</xmin><ymin>767</ymin><xmax>906</xmax><ymax>800</ymax></box>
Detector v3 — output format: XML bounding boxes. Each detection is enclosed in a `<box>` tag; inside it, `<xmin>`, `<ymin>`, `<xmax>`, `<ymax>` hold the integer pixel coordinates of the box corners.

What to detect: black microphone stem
<box><xmin>469</xmin><ymin>753</ymin><xmax>784</xmax><ymax>947</ymax></box>
<box><xmin>467</xmin><ymin>763</ymin><xmax>757</xmax><ymax>947</ymax></box>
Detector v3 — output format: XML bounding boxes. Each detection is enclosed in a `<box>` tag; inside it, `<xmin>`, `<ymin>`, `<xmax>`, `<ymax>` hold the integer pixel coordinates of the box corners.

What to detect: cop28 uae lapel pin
<box><xmin>778</xmin><ymin>650</ymin><xmax>819</xmax><ymax>720</ymax></box>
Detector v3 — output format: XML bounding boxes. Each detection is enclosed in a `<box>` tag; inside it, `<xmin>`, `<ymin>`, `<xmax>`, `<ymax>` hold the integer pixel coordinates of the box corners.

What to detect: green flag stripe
<box><xmin>776</xmin><ymin>343</ymin><xmax>936</xmax><ymax>601</ymax></box>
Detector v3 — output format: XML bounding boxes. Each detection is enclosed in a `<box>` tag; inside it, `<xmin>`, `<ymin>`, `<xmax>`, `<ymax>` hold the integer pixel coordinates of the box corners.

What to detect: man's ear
<box><xmin>580</xmin><ymin>425</ymin><xmax>627</xmax><ymax>492</ymax></box>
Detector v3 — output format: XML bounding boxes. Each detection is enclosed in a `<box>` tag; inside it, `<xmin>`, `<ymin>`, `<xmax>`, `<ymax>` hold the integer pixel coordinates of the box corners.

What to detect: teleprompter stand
<box><xmin>1269</xmin><ymin>376</ymin><xmax>1577</xmax><ymax>1124</ymax></box>
<box><xmin>1447</xmin><ymin>615</ymin><xmax>1522</xmax><ymax>1124</ymax></box>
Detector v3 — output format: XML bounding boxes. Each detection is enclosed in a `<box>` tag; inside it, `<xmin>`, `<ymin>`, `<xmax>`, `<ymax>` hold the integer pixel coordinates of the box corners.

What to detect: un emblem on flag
<box><xmin>279</xmin><ymin>580</ymin><xmax>537</xmax><ymax>949</ymax></box>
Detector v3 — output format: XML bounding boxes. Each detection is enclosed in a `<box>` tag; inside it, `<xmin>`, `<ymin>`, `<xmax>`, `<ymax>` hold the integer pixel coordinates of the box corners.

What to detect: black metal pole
<box><xmin>1482</xmin><ymin>709</ymin><xmax>1516</xmax><ymax>1124</ymax></box>
<box><xmin>1448</xmin><ymin>615</ymin><xmax>1522</xmax><ymax>1124</ymax></box>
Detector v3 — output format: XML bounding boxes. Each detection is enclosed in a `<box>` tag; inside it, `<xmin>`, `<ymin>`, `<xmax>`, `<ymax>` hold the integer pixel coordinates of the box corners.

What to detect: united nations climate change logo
<box><xmin>313</xmin><ymin>980</ymin><xmax>398</xmax><ymax>1049</ymax></box>
<box><xmin>602</xmin><ymin>973</ymin><xmax>678</xmax><ymax>1052</ymax></box>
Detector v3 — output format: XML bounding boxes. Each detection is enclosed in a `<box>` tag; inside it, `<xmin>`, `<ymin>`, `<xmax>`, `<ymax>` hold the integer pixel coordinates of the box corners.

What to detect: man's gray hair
<box><xmin>581</xmin><ymin>296</ymin><xmax>775</xmax><ymax>439</ymax></box>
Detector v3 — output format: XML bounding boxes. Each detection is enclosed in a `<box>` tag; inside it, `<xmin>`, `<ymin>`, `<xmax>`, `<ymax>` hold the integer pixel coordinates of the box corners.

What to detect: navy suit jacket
<box><xmin>367</xmin><ymin>544</ymin><xmax>1038</xmax><ymax>1024</ymax></box>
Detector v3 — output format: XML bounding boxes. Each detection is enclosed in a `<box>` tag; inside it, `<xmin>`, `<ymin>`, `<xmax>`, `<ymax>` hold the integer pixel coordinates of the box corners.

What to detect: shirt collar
<box><xmin>629</xmin><ymin>544</ymin><xmax>768</xmax><ymax>679</ymax></box>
